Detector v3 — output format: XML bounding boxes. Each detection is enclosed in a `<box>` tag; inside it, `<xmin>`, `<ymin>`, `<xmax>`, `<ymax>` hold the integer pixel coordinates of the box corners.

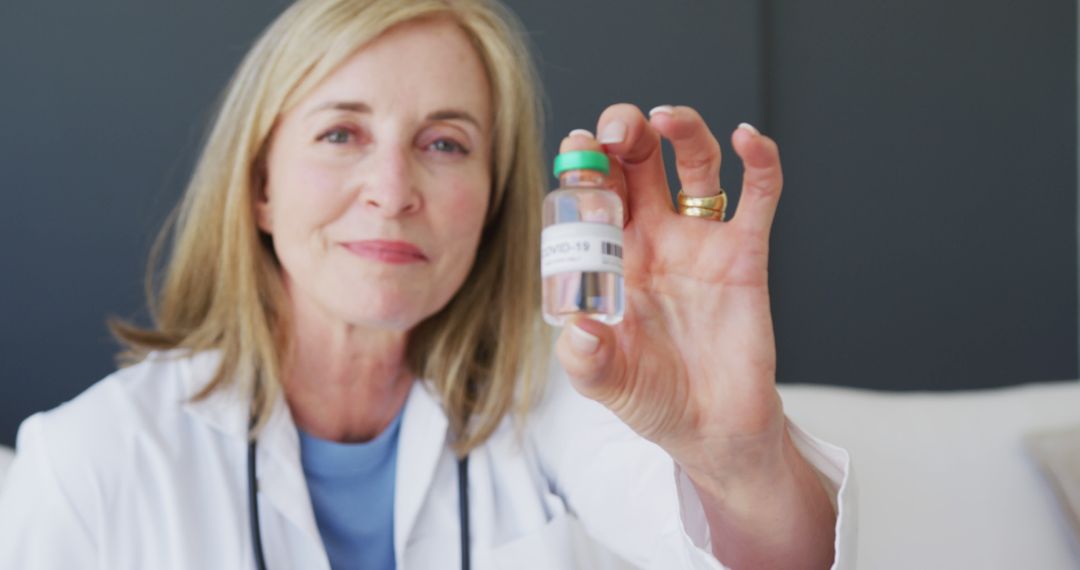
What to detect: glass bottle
<box><xmin>541</xmin><ymin>150</ymin><xmax>625</xmax><ymax>326</ymax></box>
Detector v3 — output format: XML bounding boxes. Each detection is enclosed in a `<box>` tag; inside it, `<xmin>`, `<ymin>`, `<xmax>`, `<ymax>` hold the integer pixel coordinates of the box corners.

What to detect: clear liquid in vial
<box><xmin>542</xmin><ymin>183</ymin><xmax>624</xmax><ymax>326</ymax></box>
<box><xmin>542</xmin><ymin>270</ymin><xmax>624</xmax><ymax>326</ymax></box>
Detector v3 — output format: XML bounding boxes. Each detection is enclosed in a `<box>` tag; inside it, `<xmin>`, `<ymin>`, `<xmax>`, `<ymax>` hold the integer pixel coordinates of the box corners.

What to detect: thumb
<box><xmin>554</xmin><ymin>317</ymin><xmax>626</xmax><ymax>403</ymax></box>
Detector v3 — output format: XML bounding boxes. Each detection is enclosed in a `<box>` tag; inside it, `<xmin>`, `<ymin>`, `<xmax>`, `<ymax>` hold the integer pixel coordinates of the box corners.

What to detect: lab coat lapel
<box><xmin>180</xmin><ymin>352</ymin><xmax>328</xmax><ymax>567</ymax></box>
<box><xmin>181</xmin><ymin>351</ymin><xmax>449</xmax><ymax>566</ymax></box>
<box><xmin>394</xmin><ymin>380</ymin><xmax>450</xmax><ymax>563</ymax></box>
<box><xmin>255</xmin><ymin>395</ymin><xmax>328</xmax><ymax>560</ymax></box>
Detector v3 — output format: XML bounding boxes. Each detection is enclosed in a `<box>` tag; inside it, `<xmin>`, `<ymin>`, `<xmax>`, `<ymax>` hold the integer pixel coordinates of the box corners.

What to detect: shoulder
<box><xmin>523</xmin><ymin>355</ymin><xmax>663</xmax><ymax>475</ymax></box>
<box><xmin>0</xmin><ymin>350</ymin><xmax>244</xmax><ymax>560</ymax></box>
<box><xmin>13</xmin><ymin>349</ymin><xmax>229</xmax><ymax>491</ymax></box>
<box><xmin>527</xmin><ymin>354</ymin><xmax>630</xmax><ymax>438</ymax></box>
<box><xmin>27</xmin><ymin>349</ymin><xmax>222</xmax><ymax>444</ymax></box>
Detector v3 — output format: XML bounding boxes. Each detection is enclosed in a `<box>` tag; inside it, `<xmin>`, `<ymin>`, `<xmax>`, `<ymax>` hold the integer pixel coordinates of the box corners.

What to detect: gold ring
<box><xmin>676</xmin><ymin>189</ymin><xmax>727</xmax><ymax>221</ymax></box>
<box><xmin>678</xmin><ymin>206</ymin><xmax>724</xmax><ymax>220</ymax></box>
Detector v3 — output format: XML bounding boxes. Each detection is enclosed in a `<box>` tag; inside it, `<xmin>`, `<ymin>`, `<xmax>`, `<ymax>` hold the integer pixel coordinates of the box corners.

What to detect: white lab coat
<box><xmin>0</xmin><ymin>349</ymin><xmax>855</xmax><ymax>569</ymax></box>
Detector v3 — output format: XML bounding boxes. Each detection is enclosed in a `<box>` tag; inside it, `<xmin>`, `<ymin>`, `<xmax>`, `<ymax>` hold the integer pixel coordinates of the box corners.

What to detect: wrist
<box><xmin>681</xmin><ymin>427</ymin><xmax>839</xmax><ymax>569</ymax></box>
<box><xmin>677</xmin><ymin>426</ymin><xmax>799</xmax><ymax>506</ymax></box>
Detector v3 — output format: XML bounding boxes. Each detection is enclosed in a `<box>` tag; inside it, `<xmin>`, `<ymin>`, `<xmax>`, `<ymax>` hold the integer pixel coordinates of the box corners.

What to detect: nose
<box><xmin>359</xmin><ymin>144</ymin><xmax>421</xmax><ymax>217</ymax></box>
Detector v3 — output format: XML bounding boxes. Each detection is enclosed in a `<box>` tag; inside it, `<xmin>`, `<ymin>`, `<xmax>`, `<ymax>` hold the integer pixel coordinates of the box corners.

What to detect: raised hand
<box><xmin>554</xmin><ymin>104</ymin><xmax>783</xmax><ymax>474</ymax></box>
<box><xmin>554</xmin><ymin>104</ymin><xmax>836</xmax><ymax>568</ymax></box>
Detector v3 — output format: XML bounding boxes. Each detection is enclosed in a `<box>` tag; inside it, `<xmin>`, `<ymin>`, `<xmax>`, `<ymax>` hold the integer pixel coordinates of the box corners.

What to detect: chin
<box><xmin>333</xmin><ymin>290</ymin><xmax>438</xmax><ymax>332</ymax></box>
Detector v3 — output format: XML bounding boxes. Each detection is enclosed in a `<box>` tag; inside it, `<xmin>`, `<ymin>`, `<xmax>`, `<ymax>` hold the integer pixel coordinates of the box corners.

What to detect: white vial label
<box><xmin>541</xmin><ymin>222</ymin><xmax>624</xmax><ymax>277</ymax></box>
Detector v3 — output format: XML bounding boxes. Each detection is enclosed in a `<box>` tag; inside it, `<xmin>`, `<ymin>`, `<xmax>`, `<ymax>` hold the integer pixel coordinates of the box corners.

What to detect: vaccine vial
<box><xmin>541</xmin><ymin>150</ymin><xmax>625</xmax><ymax>326</ymax></box>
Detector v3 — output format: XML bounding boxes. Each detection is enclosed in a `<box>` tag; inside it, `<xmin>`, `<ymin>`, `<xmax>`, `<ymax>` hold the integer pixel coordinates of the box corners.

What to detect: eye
<box><xmin>428</xmin><ymin>138</ymin><xmax>469</xmax><ymax>155</ymax></box>
<box><xmin>317</xmin><ymin>127</ymin><xmax>355</xmax><ymax>145</ymax></box>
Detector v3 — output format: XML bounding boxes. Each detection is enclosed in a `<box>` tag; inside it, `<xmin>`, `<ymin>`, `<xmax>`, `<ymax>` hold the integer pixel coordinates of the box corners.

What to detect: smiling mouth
<box><xmin>341</xmin><ymin>240</ymin><xmax>428</xmax><ymax>264</ymax></box>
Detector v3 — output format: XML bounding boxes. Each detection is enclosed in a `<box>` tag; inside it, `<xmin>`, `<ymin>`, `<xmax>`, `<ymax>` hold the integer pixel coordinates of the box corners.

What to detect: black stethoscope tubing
<box><xmin>246</xmin><ymin>430</ymin><xmax>471</xmax><ymax>570</ymax></box>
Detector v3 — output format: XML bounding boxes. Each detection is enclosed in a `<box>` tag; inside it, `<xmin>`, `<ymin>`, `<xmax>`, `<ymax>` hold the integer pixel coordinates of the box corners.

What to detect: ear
<box><xmin>252</xmin><ymin>153</ymin><xmax>273</xmax><ymax>234</ymax></box>
<box><xmin>254</xmin><ymin>189</ymin><xmax>273</xmax><ymax>234</ymax></box>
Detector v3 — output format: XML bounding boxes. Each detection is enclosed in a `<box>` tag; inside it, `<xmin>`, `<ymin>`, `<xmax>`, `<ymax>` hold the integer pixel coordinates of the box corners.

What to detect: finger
<box><xmin>554</xmin><ymin>317</ymin><xmax>626</xmax><ymax>405</ymax></box>
<box><xmin>605</xmin><ymin>158</ymin><xmax>630</xmax><ymax>226</ymax></box>
<box><xmin>557</xmin><ymin>130</ymin><xmax>629</xmax><ymax>225</ymax></box>
<box><xmin>595</xmin><ymin>103</ymin><xmax>671</xmax><ymax>216</ymax></box>
<box><xmin>647</xmin><ymin>105</ymin><xmax>722</xmax><ymax>198</ymax></box>
<box><xmin>730</xmin><ymin>123</ymin><xmax>783</xmax><ymax>238</ymax></box>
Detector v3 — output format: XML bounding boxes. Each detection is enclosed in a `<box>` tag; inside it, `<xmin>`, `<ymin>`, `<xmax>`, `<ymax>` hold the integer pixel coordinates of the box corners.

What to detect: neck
<box><xmin>283</xmin><ymin>307</ymin><xmax>415</xmax><ymax>444</ymax></box>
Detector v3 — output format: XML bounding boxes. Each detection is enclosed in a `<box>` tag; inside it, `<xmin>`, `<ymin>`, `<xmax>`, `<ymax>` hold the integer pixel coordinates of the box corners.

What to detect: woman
<box><xmin>0</xmin><ymin>0</ymin><xmax>853</xmax><ymax>568</ymax></box>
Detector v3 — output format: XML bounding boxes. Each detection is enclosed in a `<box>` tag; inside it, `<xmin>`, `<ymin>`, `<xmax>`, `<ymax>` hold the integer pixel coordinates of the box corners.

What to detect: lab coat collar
<box><xmin>254</xmin><ymin>393</ymin><xmax>327</xmax><ymax>559</ymax></box>
<box><xmin>177</xmin><ymin>350</ymin><xmax>326</xmax><ymax>561</ymax></box>
<box><xmin>394</xmin><ymin>380</ymin><xmax>450</xmax><ymax>564</ymax></box>
<box><xmin>176</xmin><ymin>350</ymin><xmax>451</xmax><ymax>565</ymax></box>
<box><xmin>175</xmin><ymin>349</ymin><xmax>248</xmax><ymax>438</ymax></box>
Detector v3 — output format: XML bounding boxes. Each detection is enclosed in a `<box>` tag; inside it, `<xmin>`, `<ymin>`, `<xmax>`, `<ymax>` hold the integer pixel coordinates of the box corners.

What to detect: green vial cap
<box><xmin>553</xmin><ymin>150</ymin><xmax>610</xmax><ymax>177</ymax></box>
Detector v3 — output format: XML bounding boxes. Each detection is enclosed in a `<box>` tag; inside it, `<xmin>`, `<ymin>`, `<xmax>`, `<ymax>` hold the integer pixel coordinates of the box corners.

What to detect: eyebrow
<box><xmin>426</xmin><ymin>109</ymin><xmax>483</xmax><ymax>130</ymax></box>
<box><xmin>306</xmin><ymin>101</ymin><xmax>371</xmax><ymax>117</ymax></box>
<box><xmin>305</xmin><ymin>101</ymin><xmax>484</xmax><ymax>130</ymax></box>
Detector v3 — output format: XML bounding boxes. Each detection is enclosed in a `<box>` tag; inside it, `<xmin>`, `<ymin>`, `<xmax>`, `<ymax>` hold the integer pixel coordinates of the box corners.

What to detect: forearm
<box><xmin>683</xmin><ymin>428</ymin><xmax>837</xmax><ymax>570</ymax></box>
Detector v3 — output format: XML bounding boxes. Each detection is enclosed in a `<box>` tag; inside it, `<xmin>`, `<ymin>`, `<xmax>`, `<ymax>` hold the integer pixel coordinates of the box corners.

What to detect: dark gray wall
<box><xmin>767</xmin><ymin>0</ymin><xmax>1078</xmax><ymax>388</ymax></box>
<box><xmin>0</xmin><ymin>1</ymin><xmax>292</xmax><ymax>447</ymax></box>
<box><xmin>1</xmin><ymin>0</ymin><xmax>1075</xmax><ymax>447</ymax></box>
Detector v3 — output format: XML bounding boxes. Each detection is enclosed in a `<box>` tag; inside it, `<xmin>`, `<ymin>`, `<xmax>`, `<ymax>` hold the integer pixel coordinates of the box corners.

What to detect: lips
<box><xmin>341</xmin><ymin>240</ymin><xmax>428</xmax><ymax>263</ymax></box>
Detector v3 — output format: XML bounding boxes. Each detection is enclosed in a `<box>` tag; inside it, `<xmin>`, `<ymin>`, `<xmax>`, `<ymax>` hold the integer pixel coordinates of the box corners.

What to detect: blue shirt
<box><xmin>298</xmin><ymin>408</ymin><xmax>404</xmax><ymax>570</ymax></box>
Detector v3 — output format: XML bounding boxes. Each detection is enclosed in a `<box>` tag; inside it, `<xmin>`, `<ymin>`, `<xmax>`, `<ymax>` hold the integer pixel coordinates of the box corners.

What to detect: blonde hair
<box><xmin>111</xmin><ymin>0</ymin><xmax>549</xmax><ymax>454</ymax></box>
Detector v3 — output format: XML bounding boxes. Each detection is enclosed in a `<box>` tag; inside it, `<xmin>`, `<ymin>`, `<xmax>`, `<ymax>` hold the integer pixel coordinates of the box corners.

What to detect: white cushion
<box><xmin>0</xmin><ymin>446</ymin><xmax>13</xmax><ymax>492</ymax></box>
<box><xmin>779</xmin><ymin>381</ymin><xmax>1080</xmax><ymax>569</ymax></box>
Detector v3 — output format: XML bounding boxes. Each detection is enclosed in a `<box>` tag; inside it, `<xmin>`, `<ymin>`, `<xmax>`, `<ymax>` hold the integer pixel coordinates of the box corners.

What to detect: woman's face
<box><xmin>257</xmin><ymin>18</ymin><xmax>493</xmax><ymax>332</ymax></box>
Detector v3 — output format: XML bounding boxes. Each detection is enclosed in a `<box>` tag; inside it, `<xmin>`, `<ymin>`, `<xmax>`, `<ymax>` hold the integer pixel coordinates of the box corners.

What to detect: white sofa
<box><xmin>780</xmin><ymin>380</ymin><xmax>1080</xmax><ymax>569</ymax></box>
<box><xmin>1</xmin><ymin>382</ymin><xmax>1078</xmax><ymax>568</ymax></box>
<box><xmin>0</xmin><ymin>446</ymin><xmax>12</xmax><ymax>492</ymax></box>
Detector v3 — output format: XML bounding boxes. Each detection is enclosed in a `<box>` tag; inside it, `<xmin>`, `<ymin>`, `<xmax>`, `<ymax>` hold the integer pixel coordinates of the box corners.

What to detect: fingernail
<box><xmin>648</xmin><ymin>105</ymin><xmax>675</xmax><ymax>117</ymax></box>
<box><xmin>738</xmin><ymin>122</ymin><xmax>760</xmax><ymax>135</ymax></box>
<box><xmin>597</xmin><ymin>121</ymin><xmax>626</xmax><ymax>144</ymax></box>
<box><xmin>568</xmin><ymin>323</ymin><xmax>600</xmax><ymax>355</ymax></box>
<box><xmin>568</xmin><ymin>128</ymin><xmax>595</xmax><ymax>139</ymax></box>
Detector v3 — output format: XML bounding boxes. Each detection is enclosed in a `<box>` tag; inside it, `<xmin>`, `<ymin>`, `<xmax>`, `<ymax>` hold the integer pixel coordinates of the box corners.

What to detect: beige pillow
<box><xmin>1027</xmin><ymin>425</ymin><xmax>1080</xmax><ymax>545</ymax></box>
